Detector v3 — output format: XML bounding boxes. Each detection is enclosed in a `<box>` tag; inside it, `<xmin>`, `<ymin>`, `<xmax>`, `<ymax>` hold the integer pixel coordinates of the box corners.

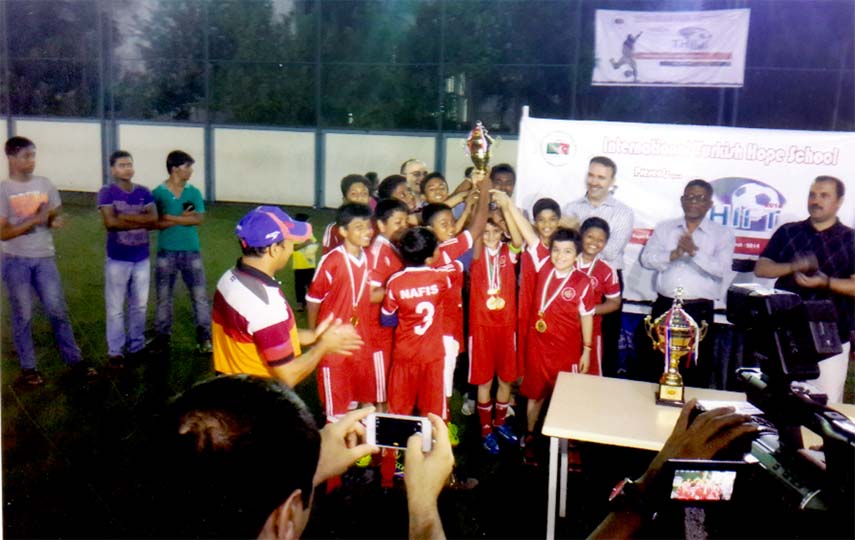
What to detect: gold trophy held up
<box><xmin>466</xmin><ymin>121</ymin><xmax>494</xmax><ymax>172</ymax></box>
<box><xmin>643</xmin><ymin>287</ymin><xmax>708</xmax><ymax>406</ymax></box>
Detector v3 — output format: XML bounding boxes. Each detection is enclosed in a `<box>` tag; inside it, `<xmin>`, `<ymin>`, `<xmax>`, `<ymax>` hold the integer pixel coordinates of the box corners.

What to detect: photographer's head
<box><xmin>160</xmin><ymin>375</ymin><xmax>321</xmax><ymax>539</ymax></box>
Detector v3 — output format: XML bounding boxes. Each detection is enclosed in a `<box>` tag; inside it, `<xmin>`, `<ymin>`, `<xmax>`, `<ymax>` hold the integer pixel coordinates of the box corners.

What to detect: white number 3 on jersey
<box><xmin>414</xmin><ymin>301</ymin><xmax>435</xmax><ymax>336</ymax></box>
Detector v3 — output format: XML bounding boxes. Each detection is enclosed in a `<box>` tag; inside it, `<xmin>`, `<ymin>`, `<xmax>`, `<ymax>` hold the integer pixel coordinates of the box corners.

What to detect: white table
<box><xmin>540</xmin><ymin>372</ymin><xmax>855</xmax><ymax>539</ymax></box>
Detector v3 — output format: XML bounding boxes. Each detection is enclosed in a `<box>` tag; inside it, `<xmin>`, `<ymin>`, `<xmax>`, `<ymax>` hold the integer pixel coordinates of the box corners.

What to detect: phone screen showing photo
<box><xmin>670</xmin><ymin>469</ymin><xmax>737</xmax><ymax>501</ymax></box>
<box><xmin>374</xmin><ymin>416</ymin><xmax>424</xmax><ymax>449</ymax></box>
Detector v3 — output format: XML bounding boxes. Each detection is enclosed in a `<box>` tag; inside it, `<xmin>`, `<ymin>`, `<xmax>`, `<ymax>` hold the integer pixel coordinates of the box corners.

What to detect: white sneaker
<box><xmin>461</xmin><ymin>397</ymin><xmax>476</xmax><ymax>416</ymax></box>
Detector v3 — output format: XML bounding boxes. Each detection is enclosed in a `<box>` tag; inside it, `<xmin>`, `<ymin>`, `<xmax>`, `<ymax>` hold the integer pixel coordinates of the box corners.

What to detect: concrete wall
<box><xmin>214</xmin><ymin>128</ymin><xmax>315</xmax><ymax>207</ymax></box>
<box><xmin>118</xmin><ymin>124</ymin><xmax>207</xmax><ymax>197</ymax></box>
<box><xmin>13</xmin><ymin>119</ymin><xmax>102</xmax><ymax>192</ymax></box>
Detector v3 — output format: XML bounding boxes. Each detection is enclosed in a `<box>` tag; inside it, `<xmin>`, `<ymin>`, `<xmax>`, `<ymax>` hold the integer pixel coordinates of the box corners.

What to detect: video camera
<box><xmin>662</xmin><ymin>284</ymin><xmax>854</xmax><ymax>524</ymax></box>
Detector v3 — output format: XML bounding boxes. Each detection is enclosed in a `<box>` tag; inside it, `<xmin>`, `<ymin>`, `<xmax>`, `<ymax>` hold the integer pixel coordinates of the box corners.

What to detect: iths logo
<box><xmin>675</xmin><ymin>27</ymin><xmax>712</xmax><ymax>50</ymax></box>
<box><xmin>710</xmin><ymin>178</ymin><xmax>786</xmax><ymax>232</ymax></box>
<box><xmin>541</xmin><ymin>131</ymin><xmax>576</xmax><ymax>167</ymax></box>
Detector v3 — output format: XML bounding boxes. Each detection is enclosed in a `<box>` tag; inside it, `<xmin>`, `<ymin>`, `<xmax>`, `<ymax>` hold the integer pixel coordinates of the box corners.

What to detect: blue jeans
<box><xmin>105</xmin><ymin>257</ymin><xmax>150</xmax><ymax>357</ymax></box>
<box><xmin>154</xmin><ymin>250</ymin><xmax>211</xmax><ymax>341</ymax></box>
<box><xmin>2</xmin><ymin>255</ymin><xmax>82</xmax><ymax>370</ymax></box>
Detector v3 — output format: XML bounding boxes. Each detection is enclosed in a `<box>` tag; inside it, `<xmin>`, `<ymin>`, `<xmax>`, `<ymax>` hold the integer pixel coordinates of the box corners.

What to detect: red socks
<box><xmin>494</xmin><ymin>400</ymin><xmax>509</xmax><ymax>427</ymax></box>
<box><xmin>478</xmin><ymin>401</ymin><xmax>493</xmax><ymax>438</ymax></box>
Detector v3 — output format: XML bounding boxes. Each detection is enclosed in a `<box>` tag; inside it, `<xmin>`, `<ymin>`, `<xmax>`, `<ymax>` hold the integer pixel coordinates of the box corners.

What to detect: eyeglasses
<box><xmin>681</xmin><ymin>194</ymin><xmax>710</xmax><ymax>204</ymax></box>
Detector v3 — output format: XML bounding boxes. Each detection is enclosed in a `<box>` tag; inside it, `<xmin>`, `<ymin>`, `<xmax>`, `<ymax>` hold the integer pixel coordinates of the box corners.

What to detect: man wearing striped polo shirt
<box><xmin>212</xmin><ymin>206</ymin><xmax>363</xmax><ymax>386</ymax></box>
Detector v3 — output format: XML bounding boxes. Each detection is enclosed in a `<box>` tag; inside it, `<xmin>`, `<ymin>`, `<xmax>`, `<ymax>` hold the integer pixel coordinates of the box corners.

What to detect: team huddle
<box><xmin>210</xmin><ymin>158</ymin><xmax>624</xmax><ymax>473</ymax></box>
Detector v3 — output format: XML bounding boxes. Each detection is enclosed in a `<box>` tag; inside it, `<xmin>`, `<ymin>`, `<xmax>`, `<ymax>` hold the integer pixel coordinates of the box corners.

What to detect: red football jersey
<box><xmin>367</xmin><ymin>235</ymin><xmax>404</xmax><ymax>349</ymax></box>
<box><xmin>576</xmin><ymin>256</ymin><xmax>621</xmax><ymax>375</ymax></box>
<box><xmin>306</xmin><ymin>245</ymin><xmax>374</xmax><ymax>362</ymax></box>
<box><xmin>469</xmin><ymin>242</ymin><xmax>518</xmax><ymax>327</ymax></box>
<box><xmin>517</xmin><ymin>239</ymin><xmax>550</xmax><ymax>369</ymax></box>
<box><xmin>528</xmin><ymin>263</ymin><xmax>597</xmax><ymax>363</ymax></box>
<box><xmin>430</xmin><ymin>230</ymin><xmax>473</xmax><ymax>343</ymax></box>
<box><xmin>321</xmin><ymin>222</ymin><xmax>344</xmax><ymax>255</ymax></box>
<box><xmin>382</xmin><ymin>267</ymin><xmax>452</xmax><ymax>364</ymax></box>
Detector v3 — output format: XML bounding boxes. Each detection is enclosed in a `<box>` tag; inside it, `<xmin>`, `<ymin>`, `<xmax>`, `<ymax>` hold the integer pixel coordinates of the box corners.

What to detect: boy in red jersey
<box><xmin>322</xmin><ymin>174</ymin><xmax>373</xmax><ymax>254</ymax></box>
<box><xmin>468</xmin><ymin>190</ymin><xmax>524</xmax><ymax>454</ymax></box>
<box><xmin>307</xmin><ymin>203</ymin><xmax>375</xmax><ymax>421</ymax></box>
<box><xmin>516</xmin><ymin>198</ymin><xmax>561</xmax><ymax>377</ymax></box>
<box><xmin>420</xmin><ymin>170</ymin><xmax>490</xmax><ymax>442</ymax></box>
<box><xmin>576</xmin><ymin>217</ymin><xmax>622</xmax><ymax>376</ymax></box>
<box><xmin>506</xmin><ymin>200</ymin><xmax>596</xmax><ymax>460</ymax></box>
<box><xmin>366</xmin><ymin>198</ymin><xmax>410</xmax><ymax>408</ymax></box>
<box><xmin>381</xmin><ymin>227</ymin><xmax>453</xmax><ymax>419</ymax></box>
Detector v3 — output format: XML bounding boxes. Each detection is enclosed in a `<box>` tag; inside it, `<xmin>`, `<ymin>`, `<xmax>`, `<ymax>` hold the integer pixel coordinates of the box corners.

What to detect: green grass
<box><xmin>0</xmin><ymin>194</ymin><xmax>337</xmax><ymax>537</ymax></box>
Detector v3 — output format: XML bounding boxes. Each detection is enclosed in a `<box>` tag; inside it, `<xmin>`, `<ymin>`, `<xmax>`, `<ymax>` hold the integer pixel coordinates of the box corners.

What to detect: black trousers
<box><xmin>600</xmin><ymin>269</ymin><xmax>624</xmax><ymax>377</ymax></box>
<box><xmin>632</xmin><ymin>294</ymin><xmax>715</xmax><ymax>389</ymax></box>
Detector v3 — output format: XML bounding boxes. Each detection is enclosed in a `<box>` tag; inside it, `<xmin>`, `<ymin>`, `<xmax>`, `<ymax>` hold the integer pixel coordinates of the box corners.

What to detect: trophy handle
<box><xmin>697</xmin><ymin>320</ymin><xmax>709</xmax><ymax>342</ymax></box>
<box><xmin>643</xmin><ymin>315</ymin><xmax>659</xmax><ymax>348</ymax></box>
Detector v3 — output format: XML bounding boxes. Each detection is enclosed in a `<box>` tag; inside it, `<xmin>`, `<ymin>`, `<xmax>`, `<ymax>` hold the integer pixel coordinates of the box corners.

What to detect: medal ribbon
<box><xmin>486</xmin><ymin>246</ymin><xmax>501</xmax><ymax>293</ymax></box>
<box><xmin>343</xmin><ymin>250</ymin><xmax>367</xmax><ymax>311</ymax></box>
<box><xmin>538</xmin><ymin>268</ymin><xmax>573</xmax><ymax>316</ymax></box>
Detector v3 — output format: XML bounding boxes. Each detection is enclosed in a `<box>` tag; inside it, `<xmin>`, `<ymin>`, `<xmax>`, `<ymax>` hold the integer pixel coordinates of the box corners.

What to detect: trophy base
<box><xmin>655</xmin><ymin>383</ymin><xmax>685</xmax><ymax>407</ymax></box>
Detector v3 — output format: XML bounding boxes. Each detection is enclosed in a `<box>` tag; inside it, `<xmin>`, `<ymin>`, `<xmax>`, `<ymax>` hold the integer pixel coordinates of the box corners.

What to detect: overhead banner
<box><xmin>592</xmin><ymin>8</ymin><xmax>750</xmax><ymax>87</ymax></box>
<box><xmin>515</xmin><ymin>111</ymin><xmax>855</xmax><ymax>302</ymax></box>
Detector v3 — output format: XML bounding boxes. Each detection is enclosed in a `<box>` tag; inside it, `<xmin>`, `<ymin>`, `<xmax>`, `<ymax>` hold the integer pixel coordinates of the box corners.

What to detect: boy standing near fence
<box><xmin>151</xmin><ymin>150</ymin><xmax>212</xmax><ymax>354</ymax></box>
<box><xmin>1</xmin><ymin>136</ymin><xmax>97</xmax><ymax>385</ymax></box>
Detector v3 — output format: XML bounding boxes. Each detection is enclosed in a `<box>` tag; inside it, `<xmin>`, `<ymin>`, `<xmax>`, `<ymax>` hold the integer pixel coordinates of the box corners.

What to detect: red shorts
<box><xmin>370</xmin><ymin>349</ymin><xmax>390</xmax><ymax>403</ymax></box>
<box><xmin>318</xmin><ymin>352</ymin><xmax>376</xmax><ymax>415</ymax></box>
<box><xmin>387</xmin><ymin>360</ymin><xmax>446</xmax><ymax>420</ymax></box>
<box><xmin>520</xmin><ymin>343</ymin><xmax>580</xmax><ymax>401</ymax></box>
<box><xmin>468</xmin><ymin>323</ymin><xmax>517</xmax><ymax>385</ymax></box>
<box><xmin>318</xmin><ymin>363</ymin><xmax>356</xmax><ymax>418</ymax></box>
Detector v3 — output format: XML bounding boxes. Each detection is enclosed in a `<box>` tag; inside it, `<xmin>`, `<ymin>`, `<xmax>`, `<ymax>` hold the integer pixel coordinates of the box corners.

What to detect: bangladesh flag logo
<box><xmin>546</xmin><ymin>142</ymin><xmax>570</xmax><ymax>155</ymax></box>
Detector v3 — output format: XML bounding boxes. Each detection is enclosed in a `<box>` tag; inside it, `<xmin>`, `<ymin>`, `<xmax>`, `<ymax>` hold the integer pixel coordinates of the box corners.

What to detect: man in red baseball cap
<box><xmin>212</xmin><ymin>206</ymin><xmax>364</xmax><ymax>386</ymax></box>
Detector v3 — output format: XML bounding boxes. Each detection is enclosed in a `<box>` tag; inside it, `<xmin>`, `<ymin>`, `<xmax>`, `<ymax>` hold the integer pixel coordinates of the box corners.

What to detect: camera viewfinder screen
<box><xmin>375</xmin><ymin>417</ymin><xmax>423</xmax><ymax>448</ymax></box>
<box><xmin>670</xmin><ymin>470</ymin><xmax>737</xmax><ymax>501</ymax></box>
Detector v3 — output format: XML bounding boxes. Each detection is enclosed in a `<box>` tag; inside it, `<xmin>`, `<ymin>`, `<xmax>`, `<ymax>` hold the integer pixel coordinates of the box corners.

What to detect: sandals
<box><xmin>19</xmin><ymin>369</ymin><xmax>45</xmax><ymax>386</ymax></box>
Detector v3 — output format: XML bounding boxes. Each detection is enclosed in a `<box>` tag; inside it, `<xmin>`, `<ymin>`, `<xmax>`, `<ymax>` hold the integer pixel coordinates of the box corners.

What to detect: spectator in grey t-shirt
<box><xmin>0</xmin><ymin>136</ymin><xmax>97</xmax><ymax>385</ymax></box>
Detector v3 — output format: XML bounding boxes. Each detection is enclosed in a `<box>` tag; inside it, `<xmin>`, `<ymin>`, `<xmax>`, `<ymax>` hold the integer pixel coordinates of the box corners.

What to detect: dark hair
<box><xmin>340</xmin><ymin>174</ymin><xmax>371</xmax><ymax>197</ymax></box>
<box><xmin>294</xmin><ymin>212</ymin><xmax>311</xmax><ymax>222</ymax></box>
<box><xmin>5</xmin><ymin>136</ymin><xmax>34</xmax><ymax>156</ymax></box>
<box><xmin>589</xmin><ymin>156</ymin><xmax>617</xmax><ymax>178</ymax></box>
<box><xmin>377</xmin><ymin>174</ymin><xmax>408</xmax><ymax>200</ymax></box>
<box><xmin>421</xmin><ymin>203</ymin><xmax>452</xmax><ymax>227</ymax></box>
<box><xmin>490</xmin><ymin>163</ymin><xmax>516</xmax><ymax>183</ymax></box>
<box><xmin>420</xmin><ymin>172</ymin><xmax>446</xmax><ymax>194</ymax></box>
<box><xmin>374</xmin><ymin>198</ymin><xmax>409</xmax><ymax>223</ymax></box>
<box><xmin>814</xmin><ymin>175</ymin><xmax>845</xmax><ymax>199</ymax></box>
<box><xmin>684</xmin><ymin>179</ymin><xmax>713</xmax><ymax>198</ymax></box>
<box><xmin>166</xmin><ymin>150</ymin><xmax>194</xmax><ymax>174</ymax></box>
<box><xmin>154</xmin><ymin>375</ymin><xmax>320</xmax><ymax>539</ymax></box>
<box><xmin>464</xmin><ymin>166</ymin><xmax>474</xmax><ymax>178</ymax></box>
<box><xmin>399</xmin><ymin>227</ymin><xmax>438</xmax><ymax>266</ymax></box>
<box><xmin>533</xmin><ymin>197</ymin><xmax>561</xmax><ymax>219</ymax></box>
<box><xmin>550</xmin><ymin>227</ymin><xmax>582</xmax><ymax>253</ymax></box>
<box><xmin>365</xmin><ymin>171</ymin><xmax>379</xmax><ymax>190</ymax></box>
<box><xmin>241</xmin><ymin>239</ymin><xmax>284</xmax><ymax>257</ymax></box>
<box><xmin>336</xmin><ymin>202</ymin><xmax>373</xmax><ymax>228</ymax></box>
<box><xmin>109</xmin><ymin>150</ymin><xmax>133</xmax><ymax>167</ymax></box>
<box><xmin>580</xmin><ymin>216</ymin><xmax>611</xmax><ymax>240</ymax></box>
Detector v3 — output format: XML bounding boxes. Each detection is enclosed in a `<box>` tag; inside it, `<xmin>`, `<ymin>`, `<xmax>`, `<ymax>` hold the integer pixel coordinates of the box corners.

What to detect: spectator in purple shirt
<box><xmin>97</xmin><ymin>150</ymin><xmax>158</xmax><ymax>368</ymax></box>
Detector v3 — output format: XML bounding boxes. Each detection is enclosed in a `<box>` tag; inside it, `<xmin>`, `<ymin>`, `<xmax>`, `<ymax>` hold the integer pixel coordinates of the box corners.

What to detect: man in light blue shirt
<box><xmin>636</xmin><ymin>179</ymin><xmax>735</xmax><ymax>388</ymax></box>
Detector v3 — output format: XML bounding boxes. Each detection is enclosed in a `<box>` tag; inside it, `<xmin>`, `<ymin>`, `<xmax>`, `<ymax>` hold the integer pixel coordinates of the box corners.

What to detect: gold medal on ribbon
<box><xmin>535</xmin><ymin>318</ymin><xmax>547</xmax><ymax>333</ymax></box>
<box><xmin>494</xmin><ymin>297</ymin><xmax>506</xmax><ymax>310</ymax></box>
<box><xmin>350</xmin><ymin>315</ymin><xmax>359</xmax><ymax>326</ymax></box>
<box><xmin>486</xmin><ymin>296</ymin><xmax>498</xmax><ymax>310</ymax></box>
<box><xmin>487</xmin><ymin>288</ymin><xmax>499</xmax><ymax>296</ymax></box>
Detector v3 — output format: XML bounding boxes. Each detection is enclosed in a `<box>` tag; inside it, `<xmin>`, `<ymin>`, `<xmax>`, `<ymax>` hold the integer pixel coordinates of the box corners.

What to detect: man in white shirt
<box><xmin>636</xmin><ymin>179</ymin><xmax>735</xmax><ymax>388</ymax></box>
<box><xmin>564</xmin><ymin>156</ymin><xmax>634</xmax><ymax>377</ymax></box>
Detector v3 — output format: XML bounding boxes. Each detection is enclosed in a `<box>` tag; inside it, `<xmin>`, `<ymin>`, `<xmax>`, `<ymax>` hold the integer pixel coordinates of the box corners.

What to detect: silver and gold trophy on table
<box><xmin>643</xmin><ymin>287</ymin><xmax>708</xmax><ymax>406</ymax></box>
<box><xmin>466</xmin><ymin>121</ymin><xmax>494</xmax><ymax>172</ymax></box>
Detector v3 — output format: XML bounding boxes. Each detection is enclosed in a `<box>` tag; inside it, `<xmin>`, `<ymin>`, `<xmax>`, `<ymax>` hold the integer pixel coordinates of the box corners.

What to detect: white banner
<box><xmin>592</xmin><ymin>9</ymin><xmax>750</xmax><ymax>87</ymax></box>
<box><xmin>514</xmin><ymin>112</ymin><xmax>855</xmax><ymax>302</ymax></box>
